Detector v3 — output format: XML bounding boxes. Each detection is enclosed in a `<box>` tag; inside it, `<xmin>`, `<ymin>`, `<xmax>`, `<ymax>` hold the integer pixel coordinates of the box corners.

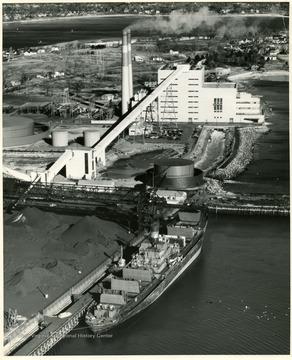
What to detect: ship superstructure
<box><xmin>85</xmin><ymin>210</ymin><xmax>207</xmax><ymax>333</ymax></box>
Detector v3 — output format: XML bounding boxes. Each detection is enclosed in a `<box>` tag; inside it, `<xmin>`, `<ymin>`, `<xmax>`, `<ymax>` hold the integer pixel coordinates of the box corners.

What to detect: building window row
<box><xmin>162</xmin><ymin>90</ymin><xmax>178</xmax><ymax>94</ymax></box>
<box><xmin>237</xmin><ymin>101</ymin><xmax>259</xmax><ymax>104</ymax></box>
<box><xmin>214</xmin><ymin>98</ymin><xmax>223</xmax><ymax>112</ymax></box>
<box><xmin>161</xmin><ymin>97</ymin><xmax>178</xmax><ymax>100</ymax></box>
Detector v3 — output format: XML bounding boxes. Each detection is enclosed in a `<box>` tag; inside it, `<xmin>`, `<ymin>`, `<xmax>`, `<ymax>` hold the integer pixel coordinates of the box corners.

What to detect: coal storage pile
<box><xmin>44</xmin><ymin>215</ymin><xmax>133</xmax><ymax>261</ymax></box>
<box><xmin>7</xmin><ymin>267</ymin><xmax>60</xmax><ymax>297</ymax></box>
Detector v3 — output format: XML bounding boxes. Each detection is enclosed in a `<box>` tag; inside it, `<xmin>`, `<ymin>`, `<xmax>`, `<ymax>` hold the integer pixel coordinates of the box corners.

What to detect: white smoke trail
<box><xmin>129</xmin><ymin>7</ymin><xmax>258</xmax><ymax>38</ymax></box>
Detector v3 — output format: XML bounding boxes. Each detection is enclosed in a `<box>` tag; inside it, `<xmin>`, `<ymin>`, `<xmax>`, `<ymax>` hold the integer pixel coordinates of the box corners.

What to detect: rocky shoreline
<box><xmin>94</xmin><ymin>124</ymin><xmax>270</xmax><ymax>188</ymax></box>
<box><xmin>210</xmin><ymin>125</ymin><xmax>270</xmax><ymax>180</ymax></box>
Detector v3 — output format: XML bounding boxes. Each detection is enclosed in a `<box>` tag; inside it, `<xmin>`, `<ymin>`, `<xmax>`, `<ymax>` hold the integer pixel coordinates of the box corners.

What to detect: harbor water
<box><xmin>3</xmin><ymin>15</ymin><xmax>290</xmax><ymax>355</ymax></box>
<box><xmin>223</xmin><ymin>80</ymin><xmax>289</xmax><ymax>195</ymax></box>
<box><xmin>3</xmin><ymin>14</ymin><xmax>289</xmax><ymax>49</ymax></box>
<box><xmin>48</xmin><ymin>78</ymin><xmax>290</xmax><ymax>355</ymax></box>
<box><xmin>47</xmin><ymin>214</ymin><xmax>289</xmax><ymax>355</ymax></box>
<box><xmin>47</xmin><ymin>79</ymin><xmax>290</xmax><ymax>355</ymax></box>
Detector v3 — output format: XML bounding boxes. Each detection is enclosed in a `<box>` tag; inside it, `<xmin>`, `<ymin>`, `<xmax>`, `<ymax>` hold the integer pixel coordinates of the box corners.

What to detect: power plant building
<box><xmin>157</xmin><ymin>64</ymin><xmax>264</xmax><ymax>124</ymax></box>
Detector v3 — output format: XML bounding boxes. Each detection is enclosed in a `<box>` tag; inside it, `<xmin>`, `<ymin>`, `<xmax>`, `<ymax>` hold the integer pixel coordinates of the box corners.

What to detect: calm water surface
<box><xmin>47</xmin><ymin>214</ymin><xmax>289</xmax><ymax>355</ymax></box>
<box><xmin>223</xmin><ymin>81</ymin><xmax>289</xmax><ymax>195</ymax></box>
<box><xmin>3</xmin><ymin>15</ymin><xmax>289</xmax><ymax>49</ymax></box>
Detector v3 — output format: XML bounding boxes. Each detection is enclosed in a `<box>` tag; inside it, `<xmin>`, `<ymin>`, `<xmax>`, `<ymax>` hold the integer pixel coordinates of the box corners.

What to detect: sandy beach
<box><xmin>3</xmin><ymin>13</ymin><xmax>151</xmax><ymax>25</ymax></box>
<box><xmin>228</xmin><ymin>70</ymin><xmax>289</xmax><ymax>82</ymax></box>
<box><xmin>3</xmin><ymin>12</ymin><xmax>288</xmax><ymax>25</ymax></box>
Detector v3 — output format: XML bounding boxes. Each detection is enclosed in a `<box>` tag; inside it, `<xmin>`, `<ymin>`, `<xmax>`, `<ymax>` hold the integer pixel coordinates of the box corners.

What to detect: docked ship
<box><xmin>85</xmin><ymin>210</ymin><xmax>208</xmax><ymax>333</ymax></box>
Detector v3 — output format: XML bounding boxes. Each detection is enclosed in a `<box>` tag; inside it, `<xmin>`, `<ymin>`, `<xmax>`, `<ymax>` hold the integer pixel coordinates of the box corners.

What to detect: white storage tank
<box><xmin>83</xmin><ymin>129</ymin><xmax>100</xmax><ymax>147</ymax></box>
<box><xmin>51</xmin><ymin>130</ymin><xmax>68</xmax><ymax>147</ymax></box>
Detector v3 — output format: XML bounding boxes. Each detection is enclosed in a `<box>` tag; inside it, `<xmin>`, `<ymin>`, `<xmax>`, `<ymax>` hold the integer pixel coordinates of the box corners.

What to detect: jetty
<box><xmin>208</xmin><ymin>204</ymin><xmax>290</xmax><ymax>217</ymax></box>
<box><xmin>4</xmin><ymin>256</ymin><xmax>117</xmax><ymax>356</ymax></box>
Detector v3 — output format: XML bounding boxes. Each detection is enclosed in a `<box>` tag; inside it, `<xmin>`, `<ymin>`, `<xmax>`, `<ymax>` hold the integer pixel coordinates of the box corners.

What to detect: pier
<box><xmin>13</xmin><ymin>293</ymin><xmax>93</xmax><ymax>356</ymax></box>
<box><xmin>4</xmin><ymin>226</ymin><xmax>152</xmax><ymax>357</ymax></box>
<box><xmin>208</xmin><ymin>204</ymin><xmax>290</xmax><ymax>217</ymax></box>
<box><xmin>4</xmin><ymin>255</ymin><xmax>118</xmax><ymax>356</ymax></box>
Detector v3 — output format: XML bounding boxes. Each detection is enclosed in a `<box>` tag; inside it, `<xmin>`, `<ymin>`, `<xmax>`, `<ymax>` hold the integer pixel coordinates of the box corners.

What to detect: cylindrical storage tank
<box><xmin>154</xmin><ymin>158</ymin><xmax>203</xmax><ymax>189</ymax></box>
<box><xmin>83</xmin><ymin>129</ymin><xmax>100</xmax><ymax>147</ymax></box>
<box><xmin>51</xmin><ymin>129</ymin><xmax>68</xmax><ymax>147</ymax></box>
<box><xmin>3</xmin><ymin>116</ymin><xmax>34</xmax><ymax>139</ymax></box>
<box><xmin>155</xmin><ymin>158</ymin><xmax>194</xmax><ymax>179</ymax></box>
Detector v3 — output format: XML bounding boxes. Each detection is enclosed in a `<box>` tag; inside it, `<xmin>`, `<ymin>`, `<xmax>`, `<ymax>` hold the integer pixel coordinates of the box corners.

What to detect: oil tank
<box><xmin>51</xmin><ymin>130</ymin><xmax>68</xmax><ymax>147</ymax></box>
<box><xmin>3</xmin><ymin>116</ymin><xmax>34</xmax><ymax>139</ymax></box>
<box><xmin>154</xmin><ymin>158</ymin><xmax>194</xmax><ymax>179</ymax></box>
<box><xmin>154</xmin><ymin>158</ymin><xmax>203</xmax><ymax>189</ymax></box>
<box><xmin>83</xmin><ymin>129</ymin><xmax>100</xmax><ymax>147</ymax></box>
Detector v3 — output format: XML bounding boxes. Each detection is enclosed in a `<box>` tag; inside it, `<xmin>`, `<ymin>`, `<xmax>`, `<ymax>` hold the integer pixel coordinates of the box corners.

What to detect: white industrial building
<box><xmin>157</xmin><ymin>64</ymin><xmax>265</xmax><ymax>124</ymax></box>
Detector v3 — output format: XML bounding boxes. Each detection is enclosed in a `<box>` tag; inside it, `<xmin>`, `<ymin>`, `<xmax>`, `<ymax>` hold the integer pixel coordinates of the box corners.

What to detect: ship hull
<box><xmin>86</xmin><ymin>222</ymin><xmax>206</xmax><ymax>334</ymax></box>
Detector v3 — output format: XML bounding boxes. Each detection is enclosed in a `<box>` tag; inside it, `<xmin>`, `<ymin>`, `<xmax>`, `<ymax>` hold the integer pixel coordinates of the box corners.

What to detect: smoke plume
<box><xmin>129</xmin><ymin>7</ymin><xmax>258</xmax><ymax>38</ymax></box>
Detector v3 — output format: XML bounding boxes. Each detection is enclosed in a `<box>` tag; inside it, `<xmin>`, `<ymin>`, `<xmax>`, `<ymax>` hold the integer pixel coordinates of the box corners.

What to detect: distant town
<box><xmin>2</xmin><ymin>2</ymin><xmax>289</xmax><ymax>22</ymax></box>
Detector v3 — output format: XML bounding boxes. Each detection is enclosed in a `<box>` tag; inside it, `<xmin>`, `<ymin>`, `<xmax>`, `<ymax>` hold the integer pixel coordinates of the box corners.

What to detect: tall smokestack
<box><xmin>122</xmin><ymin>28</ymin><xmax>129</xmax><ymax>115</ymax></box>
<box><xmin>127</xmin><ymin>29</ymin><xmax>133</xmax><ymax>99</ymax></box>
